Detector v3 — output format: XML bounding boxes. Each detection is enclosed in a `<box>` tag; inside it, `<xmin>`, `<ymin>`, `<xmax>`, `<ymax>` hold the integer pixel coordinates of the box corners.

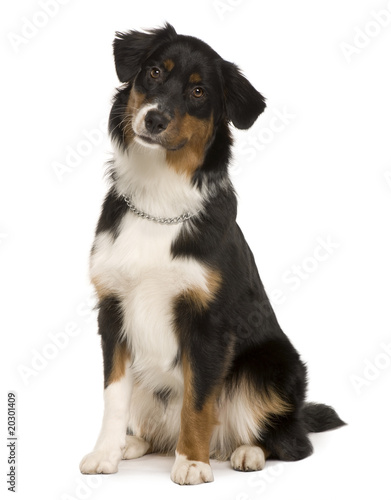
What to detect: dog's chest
<box><xmin>91</xmin><ymin>212</ymin><xmax>206</xmax><ymax>391</ymax></box>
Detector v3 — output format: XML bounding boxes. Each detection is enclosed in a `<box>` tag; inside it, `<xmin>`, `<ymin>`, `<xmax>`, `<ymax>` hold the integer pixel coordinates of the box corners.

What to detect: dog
<box><xmin>79</xmin><ymin>23</ymin><xmax>345</xmax><ymax>485</ymax></box>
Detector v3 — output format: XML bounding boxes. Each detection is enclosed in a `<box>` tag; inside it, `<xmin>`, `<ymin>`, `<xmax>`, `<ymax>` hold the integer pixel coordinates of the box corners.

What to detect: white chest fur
<box><xmin>90</xmin><ymin>144</ymin><xmax>209</xmax><ymax>394</ymax></box>
<box><xmin>92</xmin><ymin>216</ymin><xmax>207</xmax><ymax>389</ymax></box>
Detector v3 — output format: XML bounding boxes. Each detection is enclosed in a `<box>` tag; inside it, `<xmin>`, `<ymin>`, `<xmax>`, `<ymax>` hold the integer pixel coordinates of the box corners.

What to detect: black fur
<box><xmin>94</xmin><ymin>23</ymin><xmax>345</xmax><ymax>467</ymax></box>
<box><xmin>95</xmin><ymin>186</ymin><xmax>129</xmax><ymax>240</ymax></box>
<box><xmin>113</xmin><ymin>24</ymin><xmax>178</xmax><ymax>83</ymax></box>
<box><xmin>221</xmin><ymin>60</ymin><xmax>266</xmax><ymax>129</ymax></box>
<box><xmin>303</xmin><ymin>403</ymin><xmax>346</xmax><ymax>433</ymax></box>
<box><xmin>97</xmin><ymin>296</ymin><xmax>124</xmax><ymax>389</ymax></box>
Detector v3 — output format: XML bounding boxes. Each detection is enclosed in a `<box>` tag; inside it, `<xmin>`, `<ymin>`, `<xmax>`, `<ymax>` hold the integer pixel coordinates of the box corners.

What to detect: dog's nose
<box><xmin>145</xmin><ymin>110</ymin><xmax>169</xmax><ymax>135</ymax></box>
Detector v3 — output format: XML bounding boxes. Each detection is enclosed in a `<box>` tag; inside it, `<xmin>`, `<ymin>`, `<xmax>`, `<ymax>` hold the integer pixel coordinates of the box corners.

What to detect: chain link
<box><xmin>122</xmin><ymin>195</ymin><xmax>200</xmax><ymax>225</ymax></box>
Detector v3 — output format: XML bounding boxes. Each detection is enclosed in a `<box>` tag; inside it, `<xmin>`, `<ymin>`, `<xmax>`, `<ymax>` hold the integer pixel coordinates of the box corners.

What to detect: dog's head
<box><xmin>110</xmin><ymin>23</ymin><xmax>266</xmax><ymax>174</ymax></box>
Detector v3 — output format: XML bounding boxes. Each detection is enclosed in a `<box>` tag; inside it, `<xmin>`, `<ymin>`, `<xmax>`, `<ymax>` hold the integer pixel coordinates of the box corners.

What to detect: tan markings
<box><xmin>125</xmin><ymin>87</ymin><xmax>147</xmax><ymax>143</ymax></box>
<box><xmin>91</xmin><ymin>275</ymin><xmax>111</xmax><ymax>301</ymax></box>
<box><xmin>165</xmin><ymin>112</ymin><xmax>214</xmax><ymax>176</ymax></box>
<box><xmin>260</xmin><ymin>388</ymin><xmax>292</xmax><ymax>418</ymax></box>
<box><xmin>127</xmin><ymin>87</ymin><xmax>146</xmax><ymax>111</ymax></box>
<box><xmin>244</xmin><ymin>382</ymin><xmax>292</xmax><ymax>428</ymax></box>
<box><xmin>207</xmin><ymin>268</ymin><xmax>222</xmax><ymax>297</ymax></box>
<box><xmin>176</xmin><ymin>355</ymin><xmax>219</xmax><ymax>463</ymax></box>
<box><xmin>179</xmin><ymin>268</ymin><xmax>222</xmax><ymax>313</ymax></box>
<box><xmin>163</xmin><ymin>59</ymin><xmax>175</xmax><ymax>71</ymax></box>
<box><xmin>209</xmin><ymin>382</ymin><xmax>290</xmax><ymax>461</ymax></box>
<box><xmin>107</xmin><ymin>342</ymin><xmax>131</xmax><ymax>386</ymax></box>
<box><xmin>189</xmin><ymin>72</ymin><xmax>201</xmax><ymax>84</ymax></box>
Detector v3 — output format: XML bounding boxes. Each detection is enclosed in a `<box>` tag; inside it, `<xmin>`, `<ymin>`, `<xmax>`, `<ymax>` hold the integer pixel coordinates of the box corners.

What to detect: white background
<box><xmin>1</xmin><ymin>0</ymin><xmax>391</xmax><ymax>499</ymax></box>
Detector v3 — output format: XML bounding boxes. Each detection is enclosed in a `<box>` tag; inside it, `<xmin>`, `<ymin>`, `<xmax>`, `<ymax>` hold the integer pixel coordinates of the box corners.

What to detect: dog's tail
<box><xmin>303</xmin><ymin>402</ymin><xmax>346</xmax><ymax>433</ymax></box>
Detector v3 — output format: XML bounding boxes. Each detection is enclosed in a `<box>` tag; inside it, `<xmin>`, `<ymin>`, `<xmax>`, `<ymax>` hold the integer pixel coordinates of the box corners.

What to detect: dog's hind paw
<box><xmin>231</xmin><ymin>445</ymin><xmax>266</xmax><ymax>472</ymax></box>
<box><xmin>122</xmin><ymin>435</ymin><xmax>150</xmax><ymax>460</ymax></box>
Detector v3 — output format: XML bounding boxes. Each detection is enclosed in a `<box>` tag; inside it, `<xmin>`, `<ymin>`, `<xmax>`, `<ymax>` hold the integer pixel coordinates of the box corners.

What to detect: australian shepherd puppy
<box><xmin>80</xmin><ymin>23</ymin><xmax>345</xmax><ymax>485</ymax></box>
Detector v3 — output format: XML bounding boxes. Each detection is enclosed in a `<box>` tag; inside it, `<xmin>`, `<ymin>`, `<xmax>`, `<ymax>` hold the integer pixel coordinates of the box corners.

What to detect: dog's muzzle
<box><xmin>144</xmin><ymin>110</ymin><xmax>170</xmax><ymax>135</ymax></box>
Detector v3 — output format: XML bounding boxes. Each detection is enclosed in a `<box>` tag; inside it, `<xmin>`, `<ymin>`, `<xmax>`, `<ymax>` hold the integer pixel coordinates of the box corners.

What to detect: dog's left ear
<box><xmin>222</xmin><ymin>61</ymin><xmax>266</xmax><ymax>129</ymax></box>
<box><xmin>113</xmin><ymin>23</ymin><xmax>177</xmax><ymax>83</ymax></box>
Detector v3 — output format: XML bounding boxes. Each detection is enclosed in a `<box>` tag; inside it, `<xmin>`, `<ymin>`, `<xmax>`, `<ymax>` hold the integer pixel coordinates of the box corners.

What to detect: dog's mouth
<box><xmin>136</xmin><ymin>135</ymin><xmax>159</xmax><ymax>146</ymax></box>
<box><xmin>135</xmin><ymin>134</ymin><xmax>187</xmax><ymax>152</ymax></box>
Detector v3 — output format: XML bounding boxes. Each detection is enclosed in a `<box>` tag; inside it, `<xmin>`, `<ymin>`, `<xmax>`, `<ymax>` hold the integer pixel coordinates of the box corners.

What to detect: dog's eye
<box><xmin>192</xmin><ymin>87</ymin><xmax>204</xmax><ymax>98</ymax></box>
<box><xmin>150</xmin><ymin>67</ymin><xmax>161</xmax><ymax>79</ymax></box>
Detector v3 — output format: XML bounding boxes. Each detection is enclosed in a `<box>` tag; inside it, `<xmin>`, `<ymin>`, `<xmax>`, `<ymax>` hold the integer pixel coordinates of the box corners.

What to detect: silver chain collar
<box><xmin>122</xmin><ymin>195</ymin><xmax>200</xmax><ymax>225</ymax></box>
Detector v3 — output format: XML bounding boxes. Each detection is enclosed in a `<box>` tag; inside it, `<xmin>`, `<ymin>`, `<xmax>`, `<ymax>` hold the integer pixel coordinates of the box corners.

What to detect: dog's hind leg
<box><xmin>259</xmin><ymin>413</ymin><xmax>314</xmax><ymax>462</ymax></box>
<box><xmin>122</xmin><ymin>435</ymin><xmax>151</xmax><ymax>460</ymax></box>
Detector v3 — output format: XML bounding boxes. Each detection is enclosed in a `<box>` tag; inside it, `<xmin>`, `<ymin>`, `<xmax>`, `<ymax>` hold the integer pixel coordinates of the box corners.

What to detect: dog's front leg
<box><xmin>80</xmin><ymin>297</ymin><xmax>132</xmax><ymax>474</ymax></box>
<box><xmin>171</xmin><ymin>354</ymin><xmax>216</xmax><ymax>485</ymax></box>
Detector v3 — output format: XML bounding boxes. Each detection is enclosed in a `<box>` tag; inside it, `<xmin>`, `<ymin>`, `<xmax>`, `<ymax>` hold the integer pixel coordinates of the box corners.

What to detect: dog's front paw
<box><xmin>79</xmin><ymin>449</ymin><xmax>121</xmax><ymax>474</ymax></box>
<box><xmin>231</xmin><ymin>445</ymin><xmax>266</xmax><ymax>472</ymax></box>
<box><xmin>170</xmin><ymin>453</ymin><xmax>214</xmax><ymax>485</ymax></box>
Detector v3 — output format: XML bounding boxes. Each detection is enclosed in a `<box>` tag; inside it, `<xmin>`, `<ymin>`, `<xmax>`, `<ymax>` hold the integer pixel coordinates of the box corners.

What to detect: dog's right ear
<box><xmin>113</xmin><ymin>23</ymin><xmax>177</xmax><ymax>83</ymax></box>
